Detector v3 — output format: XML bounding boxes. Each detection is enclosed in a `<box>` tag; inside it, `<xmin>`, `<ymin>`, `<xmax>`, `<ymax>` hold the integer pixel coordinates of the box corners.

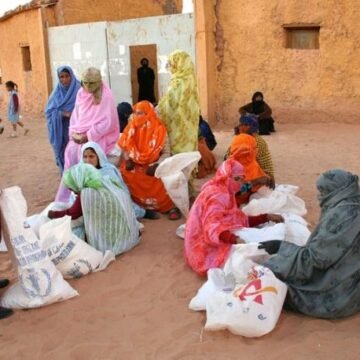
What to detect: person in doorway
<box><xmin>184</xmin><ymin>159</ymin><xmax>283</xmax><ymax>276</ymax></box>
<box><xmin>260</xmin><ymin>169</ymin><xmax>360</xmax><ymax>319</ymax></box>
<box><xmin>55</xmin><ymin>67</ymin><xmax>119</xmax><ymax>202</ymax></box>
<box><xmin>137</xmin><ymin>58</ymin><xmax>156</xmax><ymax>104</ymax></box>
<box><xmin>49</xmin><ymin>163</ymin><xmax>140</xmax><ymax>256</ymax></box>
<box><xmin>5</xmin><ymin>81</ymin><xmax>29</xmax><ymax>138</ymax></box>
<box><xmin>239</xmin><ymin>91</ymin><xmax>275</xmax><ymax>135</ymax></box>
<box><xmin>117</xmin><ymin>102</ymin><xmax>133</xmax><ymax>133</ymax></box>
<box><xmin>118</xmin><ymin>100</ymin><xmax>181</xmax><ymax>220</ymax></box>
<box><xmin>45</xmin><ymin>66</ymin><xmax>81</xmax><ymax>174</ymax></box>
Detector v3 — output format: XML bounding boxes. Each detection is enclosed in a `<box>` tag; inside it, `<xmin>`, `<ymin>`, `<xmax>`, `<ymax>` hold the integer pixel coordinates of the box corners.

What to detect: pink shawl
<box><xmin>184</xmin><ymin>159</ymin><xmax>249</xmax><ymax>276</ymax></box>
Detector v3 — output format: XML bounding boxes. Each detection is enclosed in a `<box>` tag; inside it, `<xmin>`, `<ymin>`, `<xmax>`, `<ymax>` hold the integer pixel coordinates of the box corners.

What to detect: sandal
<box><xmin>168</xmin><ymin>208</ymin><xmax>181</xmax><ymax>221</ymax></box>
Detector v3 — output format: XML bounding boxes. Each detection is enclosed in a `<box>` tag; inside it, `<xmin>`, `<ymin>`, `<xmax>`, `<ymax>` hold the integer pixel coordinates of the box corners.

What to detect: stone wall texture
<box><xmin>211</xmin><ymin>0</ymin><xmax>360</xmax><ymax>125</ymax></box>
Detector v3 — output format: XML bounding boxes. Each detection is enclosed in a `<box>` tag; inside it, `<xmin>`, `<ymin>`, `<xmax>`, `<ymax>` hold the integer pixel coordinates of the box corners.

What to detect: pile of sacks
<box><xmin>0</xmin><ymin>186</ymin><xmax>114</xmax><ymax>309</ymax></box>
<box><xmin>187</xmin><ymin>184</ymin><xmax>310</xmax><ymax>337</ymax></box>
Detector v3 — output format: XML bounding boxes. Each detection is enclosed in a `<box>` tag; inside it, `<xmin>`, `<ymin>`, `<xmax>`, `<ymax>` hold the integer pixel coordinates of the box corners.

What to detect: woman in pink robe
<box><xmin>56</xmin><ymin>67</ymin><xmax>119</xmax><ymax>202</ymax></box>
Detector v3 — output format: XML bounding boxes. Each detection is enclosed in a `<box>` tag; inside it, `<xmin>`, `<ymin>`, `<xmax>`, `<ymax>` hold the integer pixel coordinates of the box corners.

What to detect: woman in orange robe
<box><xmin>118</xmin><ymin>101</ymin><xmax>178</xmax><ymax>218</ymax></box>
<box><xmin>229</xmin><ymin>133</ymin><xmax>271</xmax><ymax>205</ymax></box>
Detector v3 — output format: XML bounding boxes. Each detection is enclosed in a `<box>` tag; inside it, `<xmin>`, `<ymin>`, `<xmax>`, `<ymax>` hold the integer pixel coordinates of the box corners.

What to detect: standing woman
<box><xmin>46</xmin><ymin>66</ymin><xmax>81</xmax><ymax>174</ymax></box>
<box><xmin>157</xmin><ymin>50</ymin><xmax>200</xmax><ymax>196</ymax></box>
<box><xmin>157</xmin><ymin>50</ymin><xmax>199</xmax><ymax>155</ymax></box>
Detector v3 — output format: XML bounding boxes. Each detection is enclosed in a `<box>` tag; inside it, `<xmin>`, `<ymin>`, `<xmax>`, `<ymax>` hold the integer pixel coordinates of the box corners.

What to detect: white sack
<box><xmin>0</xmin><ymin>187</ymin><xmax>78</xmax><ymax>309</ymax></box>
<box><xmin>282</xmin><ymin>213</ymin><xmax>311</xmax><ymax>246</ymax></box>
<box><xmin>39</xmin><ymin>216</ymin><xmax>115</xmax><ymax>279</ymax></box>
<box><xmin>242</xmin><ymin>184</ymin><xmax>307</xmax><ymax>216</ymax></box>
<box><xmin>155</xmin><ymin>151</ymin><xmax>201</xmax><ymax>217</ymax></box>
<box><xmin>233</xmin><ymin>223</ymin><xmax>286</xmax><ymax>244</ymax></box>
<box><xmin>205</xmin><ymin>265</ymin><xmax>287</xmax><ymax>337</ymax></box>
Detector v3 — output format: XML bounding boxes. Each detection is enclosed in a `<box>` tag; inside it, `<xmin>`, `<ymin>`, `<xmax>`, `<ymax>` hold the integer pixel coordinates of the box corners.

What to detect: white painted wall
<box><xmin>47</xmin><ymin>14</ymin><xmax>195</xmax><ymax>105</ymax></box>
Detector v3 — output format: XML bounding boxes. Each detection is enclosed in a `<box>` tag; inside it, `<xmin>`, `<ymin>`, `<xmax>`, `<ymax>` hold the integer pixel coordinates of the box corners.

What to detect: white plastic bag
<box><xmin>282</xmin><ymin>213</ymin><xmax>310</xmax><ymax>246</ymax></box>
<box><xmin>155</xmin><ymin>151</ymin><xmax>201</xmax><ymax>217</ymax></box>
<box><xmin>205</xmin><ymin>265</ymin><xmax>287</xmax><ymax>337</ymax></box>
<box><xmin>189</xmin><ymin>269</ymin><xmax>235</xmax><ymax>311</ymax></box>
<box><xmin>176</xmin><ymin>224</ymin><xmax>186</xmax><ymax>239</ymax></box>
<box><xmin>233</xmin><ymin>223</ymin><xmax>286</xmax><ymax>244</ymax></box>
<box><xmin>0</xmin><ymin>187</ymin><xmax>78</xmax><ymax>309</ymax></box>
<box><xmin>27</xmin><ymin>201</ymin><xmax>84</xmax><ymax>239</ymax></box>
<box><xmin>39</xmin><ymin>216</ymin><xmax>115</xmax><ymax>279</ymax></box>
<box><xmin>242</xmin><ymin>184</ymin><xmax>307</xmax><ymax>216</ymax></box>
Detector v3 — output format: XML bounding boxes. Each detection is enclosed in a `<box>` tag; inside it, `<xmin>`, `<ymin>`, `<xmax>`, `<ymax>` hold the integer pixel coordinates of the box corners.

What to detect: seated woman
<box><xmin>117</xmin><ymin>102</ymin><xmax>133</xmax><ymax>133</ymax></box>
<box><xmin>49</xmin><ymin>163</ymin><xmax>140</xmax><ymax>256</ymax></box>
<box><xmin>81</xmin><ymin>141</ymin><xmax>159</xmax><ymax>220</ymax></box>
<box><xmin>197</xmin><ymin>133</ymin><xmax>217</xmax><ymax>179</ymax></box>
<box><xmin>239</xmin><ymin>91</ymin><xmax>275</xmax><ymax>135</ymax></box>
<box><xmin>237</xmin><ymin>115</ymin><xmax>275</xmax><ymax>187</ymax></box>
<box><xmin>229</xmin><ymin>133</ymin><xmax>272</xmax><ymax>205</ymax></box>
<box><xmin>199</xmin><ymin>115</ymin><xmax>217</xmax><ymax>151</ymax></box>
<box><xmin>184</xmin><ymin>159</ymin><xmax>283</xmax><ymax>276</ymax></box>
<box><xmin>259</xmin><ymin>169</ymin><xmax>360</xmax><ymax>319</ymax></box>
<box><xmin>118</xmin><ymin>101</ymin><xmax>180</xmax><ymax>220</ymax></box>
<box><xmin>56</xmin><ymin>67</ymin><xmax>119</xmax><ymax>202</ymax></box>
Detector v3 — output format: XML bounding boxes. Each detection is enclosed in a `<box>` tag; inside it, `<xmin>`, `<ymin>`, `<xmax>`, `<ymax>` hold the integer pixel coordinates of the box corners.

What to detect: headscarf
<box><xmin>117</xmin><ymin>102</ymin><xmax>133</xmax><ymax>132</ymax></box>
<box><xmin>252</xmin><ymin>91</ymin><xmax>265</xmax><ymax>115</ymax></box>
<box><xmin>81</xmin><ymin>67</ymin><xmax>103</xmax><ymax>104</ymax></box>
<box><xmin>63</xmin><ymin>163</ymin><xmax>103</xmax><ymax>193</ymax></box>
<box><xmin>157</xmin><ymin>50</ymin><xmax>199</xmax><ymax>154</ymax></box>
<box><xmin>45</xmin><ymin>66</ymin><xmax>81</xmax><ymax>168</ymax></box>
<box><xmin>119</xmin><ymin>101</ymin><xmax>166</xmax><ymax>165</ymax></box>
<box><xmin>264</xmin><ymin>169</ymin><xmax>360</xmax><ymax>318</ymax></box>
<box><xmin>230</xmin><ymin>133</ymin><xmax>265</xmax><ymax>181</ymax></box>
<box><xmin>240</xmin><ymin>115</ymin><xmax>259</xmax><ymax>134</ymax></box>
<box><xmin>199</xmin><ymin>115</ymin><xmax>217</xmax><ymax>150</ymax></box>
<box><xmin>184</xmin><ymin>160</ymin><xmax>249</xmax><ymax>276</ymax></box>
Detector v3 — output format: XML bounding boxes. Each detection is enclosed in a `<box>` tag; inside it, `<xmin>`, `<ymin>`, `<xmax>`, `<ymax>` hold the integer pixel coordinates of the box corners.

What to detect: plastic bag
<box><xmin>39</xmin><ymin>216</ymin><xmax>115</xmax><ymax>279</ymax></box>
<box><xmin>282</xmin><ymin>213</ymin><xmax>310</xmax><ymax>246</ymax></box>
<box><xmin>242</xmin><ymin>184</ymin><xmax>307</xmax><ymax>216</ymax></box>
<box><xmin>205</xmin><ymin>265</ymin><xmax>287</xmax><ymax>337</ymax></box>
<box><xmin>155</xmin><ymin>151</ymin><xmax>201</xmax><ymax>217</ymax></box>
<box><xmin>233</xmin><ymin>223</ymin><xmax>286</xmax><ymax>244</ymax></box>
<box><xmin>0</xmin><ymin>187</ymin><xmax>78</xmax><ymax>309</ymax></box>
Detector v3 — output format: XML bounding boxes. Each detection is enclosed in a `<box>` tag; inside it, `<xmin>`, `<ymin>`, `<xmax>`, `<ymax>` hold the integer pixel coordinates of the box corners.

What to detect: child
<box><xmin>5</xmin><ymin>81</ymin><xmax>29</xmax><ymax>138</ymax></box>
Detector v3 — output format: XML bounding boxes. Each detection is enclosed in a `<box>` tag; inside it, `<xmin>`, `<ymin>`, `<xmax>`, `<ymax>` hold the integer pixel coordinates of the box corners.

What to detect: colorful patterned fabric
<box><xmin>119</xmin><ymin>101</ymin><xmax>173</xmax><ymax>213</ymax></box>
<box><xmin>253</xmin><ymin>134</ymin><xmax>274</xmax><ymax>178</ymax></box>
<box><xmin>157</xmin><ymin>50</ymin><xmax>199</xmax><ymax>154</ymax></box>
<box><xmin>265</xmin><ymin>169</ymin><xmax>360</xmax><ymax>319</ymax></box>
<box><xmin>119</xmin><ymin>101</ymin><xmax>166</xmax><ymax>165</ymax></box>
<box><xmin>184</xmin><ymin>160</ymin><xmax>249</xmax><ymax>276</ymax></box>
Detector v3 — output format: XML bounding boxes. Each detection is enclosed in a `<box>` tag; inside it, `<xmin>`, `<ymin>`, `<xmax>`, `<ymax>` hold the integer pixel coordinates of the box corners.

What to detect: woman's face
<box><xmin>59</xmin><ymin>71</ymin><xmax>71</xmax><ymax>88</ymax></box>
<box><xmin>83</xmin><ymin>149</ymin><xmax>99</xmax><ymax>168</ymax></box>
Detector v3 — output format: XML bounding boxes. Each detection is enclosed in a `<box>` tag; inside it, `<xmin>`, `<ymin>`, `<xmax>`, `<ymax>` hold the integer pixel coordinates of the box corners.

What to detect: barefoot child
<box><xmin>5</xmin><ymin>81</ymin><xmax>29</xmax><ymax>138</ymax></box>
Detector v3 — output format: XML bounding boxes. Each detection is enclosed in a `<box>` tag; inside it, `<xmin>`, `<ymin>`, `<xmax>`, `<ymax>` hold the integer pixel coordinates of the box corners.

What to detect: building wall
<box><xmin>209</xmin><ymin>0</ymin><xmax>360</xmax><ymax>125</ymax></box>
<box><xmin>0</xmin><ymin>9</ymin><xmax>49</xmax><ymax>115</ymax></box>
<box><xmin>53</xmin><ymin>0</ymin><xmax>182</xmax><ymax>25</ymax></box>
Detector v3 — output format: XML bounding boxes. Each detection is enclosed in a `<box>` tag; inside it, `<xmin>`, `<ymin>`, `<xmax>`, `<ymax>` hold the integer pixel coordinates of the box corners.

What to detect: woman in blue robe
<box><xmin>46</xmin><ymin>66</ymin><xmax>81</xmax><ymax>174</ymax></box>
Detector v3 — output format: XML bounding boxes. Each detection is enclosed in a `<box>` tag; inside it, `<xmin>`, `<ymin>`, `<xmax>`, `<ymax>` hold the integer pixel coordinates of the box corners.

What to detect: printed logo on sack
<box><xmin>236</xmin><ymin>279</ymin><xmax>278</xmax><ymax>305</ymax></box>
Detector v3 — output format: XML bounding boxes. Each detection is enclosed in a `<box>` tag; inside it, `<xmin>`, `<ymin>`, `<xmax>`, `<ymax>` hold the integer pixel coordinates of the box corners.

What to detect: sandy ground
<box><xmin>0</xmin><ymin>117</ymin><xmax>359</xmax><ymax>360</ymax></box>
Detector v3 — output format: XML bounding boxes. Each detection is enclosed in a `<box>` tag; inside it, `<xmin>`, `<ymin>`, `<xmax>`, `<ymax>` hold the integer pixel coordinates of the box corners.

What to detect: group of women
<box><xmin>44</xmin><ymin>50</ymin><xmax>359</xmax><ymax>321</ymax></box>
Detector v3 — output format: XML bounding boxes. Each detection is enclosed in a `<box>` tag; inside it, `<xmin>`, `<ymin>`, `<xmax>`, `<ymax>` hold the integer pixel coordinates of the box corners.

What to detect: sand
<box><xmin>0</xmin><ymin>117</ymin><xmax>359</xmax><ymax>360</ymax></box>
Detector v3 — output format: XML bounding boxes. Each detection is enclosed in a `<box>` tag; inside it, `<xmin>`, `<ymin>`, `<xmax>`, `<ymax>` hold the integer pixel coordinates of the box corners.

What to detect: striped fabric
<box><xmin>81</xmin><ymin>179</ymin><xmax>140</xmax><ymax>256</ymax></box>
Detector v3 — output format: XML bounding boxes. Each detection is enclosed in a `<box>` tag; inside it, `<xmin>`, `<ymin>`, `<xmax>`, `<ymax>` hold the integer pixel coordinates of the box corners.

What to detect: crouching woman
<box><xmin>49</xmin><ymin>163</ymin><xmax>140</xmax><ymax>255</ymax></box>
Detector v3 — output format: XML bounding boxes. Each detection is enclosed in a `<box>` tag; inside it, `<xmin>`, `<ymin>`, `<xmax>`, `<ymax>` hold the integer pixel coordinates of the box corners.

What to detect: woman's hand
<box><xmin>258</xmin><ymin>240</ymin><xmax>282</xmax><ymax>254</ymax></box>
<box><xmin>48</xmin><ymin>210</ymin><xmax>55</xmax><ymax>219</ymax></box>
<box><xmin>235</xmin><ymin>236</ymin><xmax>245</xmax><ymax>244</ymax></box>
<box><xmin>146</xmin><ymin>163</ymin><xmax>159</xmax><ymax>176</ymax></box>
<box><xmin>125</xmin><ymin>159</ymin><xmax>135</xmax><ymax>171</ymax></box>
<box><xmin>72</xmin><ymin>133</ymin><xmax>88</xmax><ymax>144</ymax></box>
<box><xmin>266</xmin><ymin>214</ymin><xmax>284</xmax><ymax>223</ymax></box>
<box><xmin>63</xmin><ymin>111</ymin><xmax>71</xmax><ymax>118</ymax></box>
<box><xmin>252</xmin><ymin>176</ymin><xmax>271</xmax><ymax>187</ymax></box>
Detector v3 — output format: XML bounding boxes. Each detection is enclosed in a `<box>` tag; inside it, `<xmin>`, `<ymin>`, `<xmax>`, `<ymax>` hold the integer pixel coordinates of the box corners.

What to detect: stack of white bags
<box><xmin>187</xmin><ymin>184</ymin><xmax>311</xmax><ymax>337</ymax></box>
<box><xmin>0</xmin><ymin>186</ymin><xmax>115</xmax><ymax>309</ymax></box>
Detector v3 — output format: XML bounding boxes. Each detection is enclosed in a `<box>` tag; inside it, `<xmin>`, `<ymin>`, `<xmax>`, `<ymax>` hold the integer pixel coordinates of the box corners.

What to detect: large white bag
<box><xmin>233</xmin><ymin>223</ymin><xmax>286</xmax><ymax>244</ymax></box>
<box><xmin>242</xmin><ymin>184</ymin><xmax>307</xmax><ymax>216</ymax></box>
<box><xmin>27</xmin><ymin>201</ymin><xmax>84</xmax><ymax>239</ymax></box>
<box><xmin>205</xmin><ymin>265</ymin><xmax>287</xmax><ymax>337</ymax></box>
<box><xmin>39</xmin><ymin>216</ymin><xmax>115</xmax><ymax>279</ymax></box>
<box><xmin>282</xmin><ymin>213</ymin><xmax>310</xmax><ymax>246</ymax></box>
<box><xmin>189</xmin><ymin>244</ymin><xmax>269</xmax><ymax>311</ymax></box>
<box><xmin>0</xmin><ymin>187</ymin><xmax>78</xmax><ymax>309</ymax></box>
<box><xmin>155</xmin><ymin>151</ymin><xmax>201</xmax><ymax>217</ymax></box>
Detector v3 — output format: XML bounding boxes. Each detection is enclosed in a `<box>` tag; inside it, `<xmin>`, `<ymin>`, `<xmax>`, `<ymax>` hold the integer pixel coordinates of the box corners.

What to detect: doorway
<box><xmin>130</xmin><ymin>44</ymin><xmax>159</xmax><ymax>104</ymax></box>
